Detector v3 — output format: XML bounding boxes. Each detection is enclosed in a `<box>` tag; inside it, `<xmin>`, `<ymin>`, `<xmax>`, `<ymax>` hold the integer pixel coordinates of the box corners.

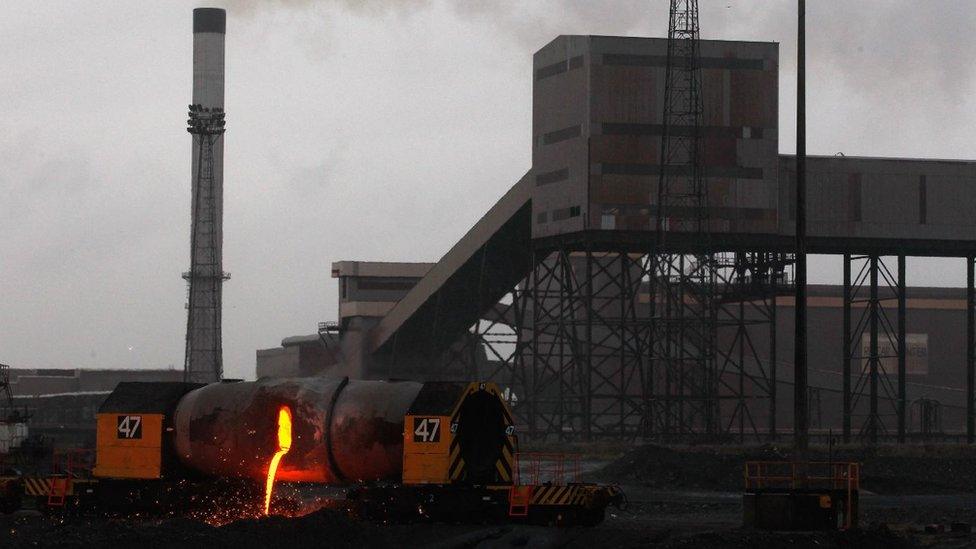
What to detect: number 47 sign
<box><xmin>117</xmin><ymin>415</ymin><xmax>143</xmax><ymax>439</ymax></box>
<box><xmin>412</xmin><ymin>417</ymin><xmax>441</xmax><ymax>442</ymax></box>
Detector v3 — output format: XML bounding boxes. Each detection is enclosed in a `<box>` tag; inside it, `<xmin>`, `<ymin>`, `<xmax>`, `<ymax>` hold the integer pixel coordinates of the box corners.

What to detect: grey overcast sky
<box><xmin>2</xmin><ymin>1</ymin><xmax>975</xmax><ymax>379</ymax></box>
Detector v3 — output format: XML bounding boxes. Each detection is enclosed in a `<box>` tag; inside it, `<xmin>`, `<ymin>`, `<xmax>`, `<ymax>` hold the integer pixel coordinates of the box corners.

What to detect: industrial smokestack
<box><xmin>183</xmin><ymin>7</ymin><xmax>228</xmax><ymax>384</ymax></box>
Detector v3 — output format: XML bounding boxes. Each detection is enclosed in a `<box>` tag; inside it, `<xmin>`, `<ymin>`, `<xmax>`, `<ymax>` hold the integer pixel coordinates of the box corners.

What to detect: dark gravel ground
<box><xmin>0</xmin><ymin>507</ymin><xmax>916</xmax><ymax>549</ymax></box>
<box><xmin>6</xmin><ymin>496</ymin><xmax>965</xmax><ymax>548</ymax></box>
<box><xmin>8</xmin><ymin>444</ymin><xmax>976</xmax><ymax>548</ymax></box>
<box><xmin>589</xmin><ymin>444</ymin><xmax>976</xmax><ymax>495</ymax></box>
<box><xmin>1</xmin><ymin>509</ymin><xmax>385</xmax><ymax>548</ymax></box>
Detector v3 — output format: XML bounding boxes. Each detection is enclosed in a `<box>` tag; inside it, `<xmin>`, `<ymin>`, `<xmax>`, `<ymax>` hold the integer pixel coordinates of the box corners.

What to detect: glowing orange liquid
<box><xmin>264</xmin><ymin>406</ymin><xmax>293</xmax><ymax>515</ymax></box>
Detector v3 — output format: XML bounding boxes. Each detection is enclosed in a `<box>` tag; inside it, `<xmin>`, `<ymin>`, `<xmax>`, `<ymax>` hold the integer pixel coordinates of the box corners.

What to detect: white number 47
<box><xmin>117</xmin><ymin>415</ymin><xmax>142</xmax><ymax>439</ymax></box>
<box><xmin>413</xmin><ymin>417</ymin><xmax>441</xmax><ymax>442</ymax></box>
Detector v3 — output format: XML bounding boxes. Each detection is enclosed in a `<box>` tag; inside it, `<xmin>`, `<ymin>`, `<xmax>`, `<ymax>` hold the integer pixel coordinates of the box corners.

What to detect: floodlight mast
<box><xmin>183</xmin><ymin>104</ymin><xmax>229</xmax><ymax>384</ymax></box>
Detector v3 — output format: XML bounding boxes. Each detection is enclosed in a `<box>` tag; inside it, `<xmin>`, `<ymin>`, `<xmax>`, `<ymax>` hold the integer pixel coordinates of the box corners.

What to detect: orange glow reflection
<box><xmin>264</xmin><ymin>406</ymin><xmax>293</xmax><ymax>515</ymax></box>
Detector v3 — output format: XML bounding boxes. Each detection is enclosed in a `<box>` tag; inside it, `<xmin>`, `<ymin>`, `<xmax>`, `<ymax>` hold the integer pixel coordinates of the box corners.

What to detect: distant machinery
<box><xmin>0</xmin><ymin>364</ymin><xmax>13</xmax><ymax>419</ymax></box>
<box><xmin>183</xmin><ymin>8</ymin><xmax>229</xmax><ymax>384</ymax></box>
<box><xmin>0</xmin><ymin>364</ymin><xmax>30</xmax><ymax>457</ymax></box>
<box><xmin>0</xmin><ymin>364</ymin><xmax>22</xmax><ymax>422</ymax></box>
<box><xmin>910</xmin><ymin>397</ymin><xmax>943</xmax><ymax>438</ymax></box>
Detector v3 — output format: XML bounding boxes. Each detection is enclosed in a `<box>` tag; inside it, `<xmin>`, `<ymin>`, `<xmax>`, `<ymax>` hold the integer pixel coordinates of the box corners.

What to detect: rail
<box><xmin>744</xmin><ymin>461</ymin><xmax>859</xmax><ymax>492</ymax></box>
<box><xmin>51</xmin><ymin>448</ymin><xmax>94</xmax><ymax>478</ymax></box>
<box><xmin>515</xmin><ymin>452</ymin><xmax>581</xmax><ymax>486</ymax></box>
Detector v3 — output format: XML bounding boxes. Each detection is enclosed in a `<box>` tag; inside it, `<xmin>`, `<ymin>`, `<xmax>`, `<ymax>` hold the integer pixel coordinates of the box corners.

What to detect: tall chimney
<box><xmin>184</xmin><ymin>7</ymin><xmax>227</xmax><ymax>384</ymax></box>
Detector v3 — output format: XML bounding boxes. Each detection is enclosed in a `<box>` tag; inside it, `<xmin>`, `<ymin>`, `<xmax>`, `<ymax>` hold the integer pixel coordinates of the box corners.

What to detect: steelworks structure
<box><xmin>332</xmin><ymin>33</ymin><xmax>976</xmax><ymax>444</ymax></box>
<box><xmin>183</xmin><ymin>8</ymin><xmax>229</xmax><ymax>384</ymax></box>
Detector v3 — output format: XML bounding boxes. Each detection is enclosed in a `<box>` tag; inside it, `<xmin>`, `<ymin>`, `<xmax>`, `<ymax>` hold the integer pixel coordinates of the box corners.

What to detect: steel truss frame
<box><xmin>463</xmin><ymin>248</ymin><xmax>653</xmax><ymax>440</ymax></box>
<box><xmin>714</xmin><ymin>252</ymin><xmax>793</xmax><ymax>442</ymax></box>
<box><xmin>841</xmin><ymin>254</ymin><xmax>906</xmax><ymax>444</ymax></box>
<box><xmin>649</xmin><ymin>0</ymin><xmax>719</xmax><ymax>439</ymax></box>
<box><xmin>439</xmin><ymin>288</ymin><xmax>527</xmax><ymax>387</ymax></box>
<box><xmin>649</xmin><ymin>252</ymin><xmax>717</xmax><ymax>436</ymax></box>
<box><xmin>439</xmin><ymin>245</ymin><xmax>791</xmax><ymax>442</ymax></box>
<box><xmin>440</xmin><ymin>250</ymin><xmax>976</xmax><ymax>444</ymax></box>
<box><xmin>183</xmin><ymin>105</ymin><xmax>227</xmax><ymax>384</ymax></box>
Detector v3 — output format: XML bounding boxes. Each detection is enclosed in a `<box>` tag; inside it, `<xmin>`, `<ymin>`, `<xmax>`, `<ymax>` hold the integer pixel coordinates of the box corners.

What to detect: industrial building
<box><xmin>256</xmin><ymin>34</ymin><xmax>976</xmax><ymax>444</ymax></box>
<box><xmin>6</xmin><ymin>368</ymin><xmax>183</xmax><ymax>396</ymax></box>
<box><xmin>5</xmin><ymin>368</ymin><xmax>184</xmax><ymax>448</ymax></box>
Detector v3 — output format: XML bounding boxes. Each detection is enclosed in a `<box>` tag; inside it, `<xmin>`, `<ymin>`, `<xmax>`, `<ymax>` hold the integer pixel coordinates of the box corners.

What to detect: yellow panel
<box><xmin>94</xmin><ymin>413</ymin><xmax>163</xmax><ymax>479</ymax></box>
<box><xmin>402</xmin><ymin>452</ymin><xmax>450</xmax><ymax>485</ymax></box>
<box><xmin>402</xmin><ymin>414</ymin><xmax>451</xmax><ymax>485</ymax></box>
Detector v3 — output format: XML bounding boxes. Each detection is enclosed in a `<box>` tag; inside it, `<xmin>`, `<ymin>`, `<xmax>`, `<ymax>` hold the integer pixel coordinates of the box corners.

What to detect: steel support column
<box><xmin>868</xmin><ymin>256</ymin><xmax>879</xmax><ymax>444</ymax></box>
<box><xmin>897</xmin><ymin>255</ymin><xmax>906</xmax><ymax>443</ymax></box>
<box><xmin>842</xmin><ymin>254</ymin><xmax>852</xmax><ymax>443</ymax></box>
<box><xmin>769</xmin><ymin>273</ymin><xmax>778</xmax><ymax>441</ymax></box>
<box><xmin>793</xmin><ymin>0</ymin><xmax>808</xmax><ymax>451</ymax></box>
<box><xmin>584</xmin><ymin>246</ymin><xmax>594</xmax><ymax>442</ymax></box>
<box><xmin>845</xmin><ymin>254</ymin><xmax>902</xmax><ymax>443</ymax></box>
<box><xmin>968</xmin><ymin>256</ymin><xmax>975</xmax><ymax>443</ymax></box>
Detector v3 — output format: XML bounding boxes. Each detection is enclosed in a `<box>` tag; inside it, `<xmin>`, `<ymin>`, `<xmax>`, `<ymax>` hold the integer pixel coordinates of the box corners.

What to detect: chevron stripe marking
<box><xmin>25</xmin><ymin>478</ymin><xmax>53</xmax><ymax>496</ymax></box>
<box><xmin>530</xmin><ymin>486</ymin><xmax>547</xmax><ymax>504</ymax></box>
<box><xmin>450</xmin><ymin>457</ymin><xmax>466</xmax><ymax>480</ymax></box>
<box><xmin>559</xmin><ymin>486</ymin><xmax>575</xmax><ymax>505</ymax></box>
<box><xmin>495</xmin><ymin>460</ymin><xmax>511</xmax><ymax>482</ymax></box>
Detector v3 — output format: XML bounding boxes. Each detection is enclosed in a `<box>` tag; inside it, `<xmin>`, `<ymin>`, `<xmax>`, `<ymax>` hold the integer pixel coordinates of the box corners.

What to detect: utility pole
<box><xmin>794</xmin><ymin>0</ymin><xmax>809</xmax><ymax>451</ymax></box>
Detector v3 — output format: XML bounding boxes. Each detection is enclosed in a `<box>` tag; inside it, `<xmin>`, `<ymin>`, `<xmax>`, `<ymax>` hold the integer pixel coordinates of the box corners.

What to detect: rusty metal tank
<box><xmin>171</xmin><ymin>377</ymin><xmax>422</xmax><ymax>483</ymax></box>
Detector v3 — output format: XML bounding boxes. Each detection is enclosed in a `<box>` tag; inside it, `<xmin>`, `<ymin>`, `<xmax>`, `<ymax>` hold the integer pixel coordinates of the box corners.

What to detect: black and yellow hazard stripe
<box><xmin>495</xmin><ymin>442</ymin><xmax>514</xmax><ymax>482</ymax></box>
<box><xmin>494</xmin><ymin>393</ymin><xmax>516</xmax><ymax>484</ymax></box>
<box><xmin>447</xmin><ymin>387</ymin><xmax>468</xmax><ymax>481</ymax></box>
<box><xmin>448</xmin><ymin>436</ymin><xmax>465</xmax><ymax>481</ymax></box>
<box><xmin>448</xmin><ymin>382</ymin><xmax>518</xmax><ymax>484</ymax></box>
<box><xmin>22</xmin><ymin>477</ymin><xmax>80</xmax><ymax>497</ymax></box>
<box><xmin>571</xmin><ymin>486</ymin><xmax>590</xmax><ymax>505</ymax></box>
<box><xmin>529</xmin><ymin>485</ymin><xmax>582</xmax><ymax>506</ymax></box>
<box><xmin>24</xmin><ymin>477</ymin><xmax>53</xmax><ymax>496</ymax></box>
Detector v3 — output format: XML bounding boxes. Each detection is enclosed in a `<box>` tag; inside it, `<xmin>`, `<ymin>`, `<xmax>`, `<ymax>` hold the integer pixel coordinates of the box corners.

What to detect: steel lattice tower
<box><xmin>183</xmin><ymin>105</ymin><xmax>228</xmax><ymax>383</ymax></box>
<box><xmin>649</xmin><ymin>0</ymin><xmax>720</xmax><ymax>435</ymax></box>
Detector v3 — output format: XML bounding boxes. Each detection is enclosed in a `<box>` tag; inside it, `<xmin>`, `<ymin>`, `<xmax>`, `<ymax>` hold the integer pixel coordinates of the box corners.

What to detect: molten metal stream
<box><xmin>264</xmin><ymin>406</ymin><xmax>293</xmax><ymax>515</ymax></box>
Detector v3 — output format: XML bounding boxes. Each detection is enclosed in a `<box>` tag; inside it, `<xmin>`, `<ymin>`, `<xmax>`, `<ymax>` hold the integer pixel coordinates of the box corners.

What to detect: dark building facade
<box><xmin>7</xmin><ymin>368</ymin><xmax>184</xmax><ymax>449</ymax></box>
